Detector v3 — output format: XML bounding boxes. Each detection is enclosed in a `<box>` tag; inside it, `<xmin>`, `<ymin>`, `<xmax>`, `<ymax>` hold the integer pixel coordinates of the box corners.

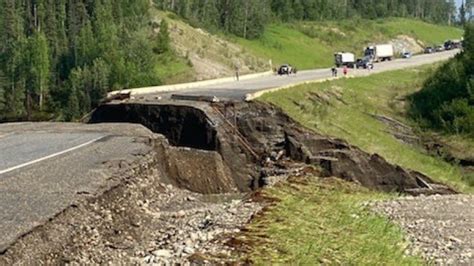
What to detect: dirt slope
<box><xmin>151</xmin><ymin>10</ymin><xmax>269</xmax><ymax>81</ymax></box>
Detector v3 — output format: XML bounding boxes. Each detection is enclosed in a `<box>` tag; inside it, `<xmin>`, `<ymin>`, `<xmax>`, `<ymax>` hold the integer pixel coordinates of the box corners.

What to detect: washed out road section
<box><xmin>0</xmin><ymin>133</ymin><xmax>104</xmax><ymax>175</ymax></box>
<box><xmin>0</xmin><ymin>123</ymin><xmax>154</xmax><ymax>253</ymax></box>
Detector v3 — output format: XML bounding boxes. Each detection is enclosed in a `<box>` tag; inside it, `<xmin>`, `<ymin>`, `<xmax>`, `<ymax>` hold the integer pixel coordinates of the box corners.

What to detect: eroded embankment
<box><xmin>91</xmin><ymin>101</ymin><xmax>455</xmax><ymax>195</ymax></box>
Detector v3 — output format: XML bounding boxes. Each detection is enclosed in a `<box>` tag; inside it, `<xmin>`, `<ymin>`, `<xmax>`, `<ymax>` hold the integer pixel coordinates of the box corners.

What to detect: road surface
<box><xmin>0</xmin><ymin>123</ymin><xmax>154</xmax><ymax>253</ymax></box>
<box><xmin>140</xmin><ymin>50</ymin><xmax>458</xmax><ymax>101</ymax></box>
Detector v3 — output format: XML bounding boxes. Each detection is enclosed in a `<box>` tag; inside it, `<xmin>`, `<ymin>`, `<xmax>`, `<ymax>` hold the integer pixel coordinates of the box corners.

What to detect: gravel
<box><xmin>135</xmin><ymin>183</ymin><xmax>262</xmax><ymax>265</ymax></box>
<box><xmin>371</xmin><ymin>194</ymin><xmax>474</xmax><ymax>265</ymax></box>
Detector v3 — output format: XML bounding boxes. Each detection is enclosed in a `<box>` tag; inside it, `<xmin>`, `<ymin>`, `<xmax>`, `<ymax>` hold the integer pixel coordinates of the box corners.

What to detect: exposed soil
<box><xmin>92</xmin><ymin>100</ymin><xmax>455</xmax><ymax>195</ymax></box>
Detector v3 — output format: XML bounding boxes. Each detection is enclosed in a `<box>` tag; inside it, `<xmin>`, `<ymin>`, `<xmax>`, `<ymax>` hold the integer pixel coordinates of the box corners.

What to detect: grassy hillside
<box><xmin>236</xmin><ymin>18</ymin><xmax>463</xmax><ymax>69</ymax></box>
<box><xmin>261</xmin><ymin>66</ymin><xmax>473</xmax><ymax>192</ymax></box>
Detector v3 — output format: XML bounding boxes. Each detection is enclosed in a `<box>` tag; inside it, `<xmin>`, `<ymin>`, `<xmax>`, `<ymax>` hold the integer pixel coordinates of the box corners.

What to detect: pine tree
<box><xmin>461</xmin><ymin>1</ymin><xmax>467</xmax><ymax>26</ymax></box>
<box><xmin>155</xmin><ymin>19</ymin><xmax>171</xmax><ymax>54</ymax></box>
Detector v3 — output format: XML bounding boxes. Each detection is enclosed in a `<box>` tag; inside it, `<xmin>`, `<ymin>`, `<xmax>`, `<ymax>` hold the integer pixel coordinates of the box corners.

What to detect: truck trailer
<box><xmin>334</xmin><ymin>52</ymin><xmax>355</xmax><ymax>68</ymax></box>
<box><xmin>364</xmin><ymin>44</ymin><xmax>394</xmax><ymax>62</ymax></box>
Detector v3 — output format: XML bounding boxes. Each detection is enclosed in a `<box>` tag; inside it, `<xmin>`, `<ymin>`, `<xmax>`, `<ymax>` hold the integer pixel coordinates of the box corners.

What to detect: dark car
<box><xmin>356</xmin><ymin>57</ymin><xmax>373</xmax><ymax>69</ymax></box>
<box><xmin>424</xmin><ymin>47</ymin><xmax>434</xmax><ymax>54</ymax></box>
<box><xmin>277</xmin><ymin>64</ymin><xmax>297</xmax><ymax>75</ymax></box>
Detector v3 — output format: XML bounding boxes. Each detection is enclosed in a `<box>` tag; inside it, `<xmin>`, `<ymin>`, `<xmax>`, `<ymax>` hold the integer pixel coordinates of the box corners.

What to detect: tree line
<box><xmin>0</xmin><ymin>0</ymin><xmax>170</xmax><ymax>121</ymax></box>
<box><xmin>410</xmin><ymin>23</ymin><xmax>474</xmax><ymax>137</ymax></box>
<box><xmin>154</xmin><ymin>0</ymin><xmax>458</xmax><ymax>39</ymax></box>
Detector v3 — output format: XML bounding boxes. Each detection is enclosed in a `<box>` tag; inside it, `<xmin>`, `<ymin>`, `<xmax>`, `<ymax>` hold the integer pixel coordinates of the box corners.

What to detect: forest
<box><xmin>0</xmin><ymin>0</ymin><xmax>171</xmax><ymax>121</ymax></box>
<box><xmin>154</xmin><ymin>0</ymin><xmax>462</xmax><ymax>39</ymax></box>
<box><xmin>410</xmin><ymin>23</ymin><xmax>474</xmax><ymax>137</ymax></box>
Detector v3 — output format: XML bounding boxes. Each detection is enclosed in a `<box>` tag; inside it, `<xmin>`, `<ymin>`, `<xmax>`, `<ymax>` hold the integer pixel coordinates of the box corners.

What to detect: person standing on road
<box><xmin>331</xmin><ymin>66</ymin><xmax>338</xmax><ymax>77</ymax></box>
<box><xmin>235</xmin><ymin>65</ymin><xmax>240</xmax><ymax>81</ymax></box>
<box><xmin>343</xmin><ymin>65</ymin><xmax>348</xmax><ymax>76</ymax></box>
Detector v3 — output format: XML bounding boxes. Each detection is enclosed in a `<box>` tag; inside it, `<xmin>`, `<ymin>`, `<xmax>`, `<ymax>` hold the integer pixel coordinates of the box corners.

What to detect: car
<box><xmin>401</xmin><ymin>51</ymin><xmax>412</xmax><ymax>59</ymax></box>
<box><xmin>435</xmin><ymin>45</ymin><xmax>444</xmax><ymax>52</ymax></box>
<box><xmin>356</xmin><ymin>57</ymin><xmax>373</xmax><ymax>69</ymax></box>
<box><xmin>277</xmin><ymin>64</ymin><xmax>297</xmax><ymax>75</ymax></box>
<box><xmin>424</xmin><ymin>47</ymin><xmax>434</xmax><ymax>54</ymax></box>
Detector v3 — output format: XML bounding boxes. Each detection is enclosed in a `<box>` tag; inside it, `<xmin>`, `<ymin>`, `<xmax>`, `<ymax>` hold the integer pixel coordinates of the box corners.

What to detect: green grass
<box><xmin>261</xmin><ymin>66</ymin><xmax>473</xmax><ymax>192</ymax></box>
<box><xmin>243</xmin><ymin>178</ymin><xmax>421</xmax><ymax>265</ymax></box>
<box><xmin>236</xmin><ymin>18</ymin><xmax>462</xmax><ymax>69</ymax></box>
<box><xmin>237</xmin><ymin>24</ymin><xmax>334</xmax><ymax>69</ymax></box>
<box><xmin>154</xmin><ymin>55</ymin><xmax>194</xmax><ymax>84</ymax></box>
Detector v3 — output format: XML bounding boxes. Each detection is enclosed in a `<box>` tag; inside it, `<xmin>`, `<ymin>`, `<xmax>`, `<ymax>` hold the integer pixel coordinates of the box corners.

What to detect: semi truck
<box><xmin>334</xmin><ymin>52</ymin><xmax>355</xmax><ymax>68</ymax></box>
<box><xmin>364</xmin><ymin>44</ymin><xmax>394</xmax><ymax>62</ymax></box>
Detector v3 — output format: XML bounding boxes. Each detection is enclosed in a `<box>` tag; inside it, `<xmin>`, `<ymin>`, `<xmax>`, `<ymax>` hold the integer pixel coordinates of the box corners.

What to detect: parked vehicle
<box><xmin>444</xmin><ymin>40</ymin><xmax>462</xmax><ymax>50</ymax></box>
<box><xmin>424</xmin><ymin>47</ymin><xmax>435</xmax><ymax>53</ymax></box>
<box><xmin>401</xmin><ymin>51</ymin><xmax>412</xmax><ymax>59</ymax></box>
<box><xmin>334</xmin><ymin>52</ymin><xmax>355</xmax><ymax>68</ymax></box>
<box><xmin>356</xmin><ymin>57</ymin><xmax>373</xmax><ymax>69</ymax></box>
<box><xmin>435</xmin><ymin>45</ymin><xmax>444</xmax><ymax>52</ymax></box>
<box><xmin>364</xmin><ymin>44</ymin><xmax>394</xmax><ymax>62</ymax></box>
<box><xmin>277</xmin><ymin>64</ymin><xmax>297</xmax><ymax>75</ymax></box>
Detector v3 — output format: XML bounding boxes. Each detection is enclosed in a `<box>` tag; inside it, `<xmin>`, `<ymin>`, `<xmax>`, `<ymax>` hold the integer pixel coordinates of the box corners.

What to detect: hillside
<box><xmin>236</xmin><ymin>18</ymin><xmax>463</xmax><ymax>69</ymax></box>
<box><xmin>261</xmin><ymin>66</ymin><xmax>473</xmax><ymax>192</ymax></box>
<box><xmin>150</xmin><ymin>10</ymin><xmax>270</xmax><ymax>83</ymax></box>
<box><xmin>155</xmin><ymin>14</ymin><xmax>463</xmax><ymax>78</ymax></box>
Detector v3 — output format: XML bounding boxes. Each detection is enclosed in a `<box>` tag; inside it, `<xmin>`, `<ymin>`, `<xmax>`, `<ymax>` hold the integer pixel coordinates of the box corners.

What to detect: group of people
<box><xmin>331</xmin><ymin>65</ymin><xmax>349</xmax><ymax>77</ymax></box>
<box><xmin>331</xmin><ymin>63</ymin><xmax>374</xmax><ymax>77</ymax></box>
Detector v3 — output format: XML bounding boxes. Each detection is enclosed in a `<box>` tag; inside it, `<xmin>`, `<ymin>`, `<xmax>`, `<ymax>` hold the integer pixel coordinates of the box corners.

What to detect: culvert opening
<box><xmin>89</xmin><ymin>103</ymin><xmax>218</xmax><ymax>151</ymax></box>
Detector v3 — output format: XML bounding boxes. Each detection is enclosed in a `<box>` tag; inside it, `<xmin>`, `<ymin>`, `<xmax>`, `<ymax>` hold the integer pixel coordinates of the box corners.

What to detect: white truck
<box><xmin>334</xmin><ymin>52</ymin><xmax>355</xmax><ymax>68</ymax></box>
<box><xmin>364</xmin><ymin>44</ymin><xmax>394</xmax><ymax>62</ymax></box>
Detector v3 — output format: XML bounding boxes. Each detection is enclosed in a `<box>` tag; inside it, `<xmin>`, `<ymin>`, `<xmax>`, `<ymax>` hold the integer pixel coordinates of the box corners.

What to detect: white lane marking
<box><xmin>0</xmin><ymin>136</ymin><xmax>105</xmax><ymax>175</ymax></box>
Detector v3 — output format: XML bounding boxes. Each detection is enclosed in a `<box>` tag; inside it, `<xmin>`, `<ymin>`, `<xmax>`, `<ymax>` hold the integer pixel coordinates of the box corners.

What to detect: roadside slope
<box><xmin>261</xmin><ymin>66</ymin><xmax>473</xmax><ymax>192</ymax></box>
<box><xmin>236</xmin><ymin>18</ymin><xmax>463</xmax><ymax>69</ymax></box>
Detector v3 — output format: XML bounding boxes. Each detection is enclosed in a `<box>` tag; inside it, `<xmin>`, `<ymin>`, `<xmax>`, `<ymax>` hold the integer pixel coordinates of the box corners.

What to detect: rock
<box><xmin>190</xmin><ymin>232</ymin><xmax>199</xmax><ymax>241</ymax></box>
<box><xmin>174</xmin><ymin>210</ymin><xmax>186</xmax><ymax>218</ymax></box>
<box><xmin>143</xmin><ymin>255</ymin><xmax>154</xmax><ymax>263</ymax></box>
<box><xmin>448</xmin><ymin>236</ymin><xmax>463</xmax><ymax>244</ymax></box>
<box><xmin>183</xmin><ymin>246</ymin><xmax>195</xmax><ymax>254</ymax></box>
<box><xmin>152</xmin><ymin>249</ymin><xmax>172</xmax><ymax>258</ymax></box>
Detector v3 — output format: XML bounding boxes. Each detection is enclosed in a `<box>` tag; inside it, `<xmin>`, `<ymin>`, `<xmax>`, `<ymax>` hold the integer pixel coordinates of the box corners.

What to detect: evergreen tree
<box><xmin>155</xmin><ymin>19</ymin><xmax>171</xmax><ymax>54</ymax></box>
<box><xmin>460</xmin><ymin>1</ymin><xmax>467</xmax><ymax>26</ymax></box>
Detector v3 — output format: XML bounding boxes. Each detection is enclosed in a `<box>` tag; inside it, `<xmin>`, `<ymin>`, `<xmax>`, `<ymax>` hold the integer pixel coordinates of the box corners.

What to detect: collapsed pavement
<box><xmin>91</xmin><ymin>100</ymin><xmax>455</xmax><ymax>195</ymax></box>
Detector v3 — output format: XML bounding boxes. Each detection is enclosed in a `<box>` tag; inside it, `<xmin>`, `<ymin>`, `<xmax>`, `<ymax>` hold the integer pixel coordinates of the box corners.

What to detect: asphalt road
<box><xmin>0</xmin><ymin>133</ymin><xmax>104</xmax><ymax>175</ymax></box>
<box><xmin>0</xmin><ymin>123</ymin><xmax>154</xmax><ymax>253</ymax></box>
<box><xmin>142</xmin><ymin>49</ymin><xmax>459</xmax><ymax>101</ymax></box>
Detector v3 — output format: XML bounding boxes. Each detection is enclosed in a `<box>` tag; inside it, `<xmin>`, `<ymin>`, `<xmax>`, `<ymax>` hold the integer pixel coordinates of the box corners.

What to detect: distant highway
<box><xmin>139</xmin><ymin>49</ymin><xmax>459</xmax><ymax>101</ymax></box>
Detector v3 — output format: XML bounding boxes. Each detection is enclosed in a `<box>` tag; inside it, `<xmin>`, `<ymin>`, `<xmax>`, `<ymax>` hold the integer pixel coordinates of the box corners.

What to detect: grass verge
<box><xmin>261</xmin><ymin>66</ymin><xmax>473</xmax><ymax>192</ymax></box>
<box><xmin>236</xmin><ymin>18</ymin><xmax>462</xmax><ymax>69</ymax></box>
<box><xmin>242</xmin><ymin>177</ymin><xmax>421</xmax><ymax>265</ymax></box>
